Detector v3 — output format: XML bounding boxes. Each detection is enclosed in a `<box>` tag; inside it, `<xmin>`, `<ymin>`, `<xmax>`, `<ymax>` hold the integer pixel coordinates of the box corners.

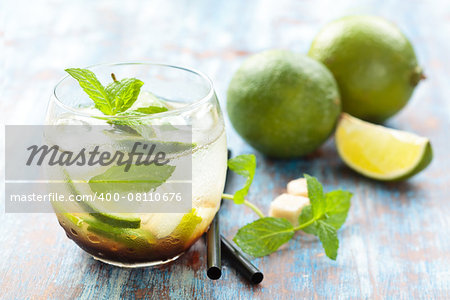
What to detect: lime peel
<box><xmin>335</xmin><ymin>113</ymin><xmax>433</xmax><ymax>181</ymax></box>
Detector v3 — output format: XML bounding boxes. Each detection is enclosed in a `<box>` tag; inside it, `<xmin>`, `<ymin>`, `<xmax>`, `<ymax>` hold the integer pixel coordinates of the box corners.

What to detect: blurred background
<box><xmin>3</xmin><ymin>0</ymin><xmax>449</xmax><ymax>131</ymax></box>
<box><xmin>1</xmin><ymin>0</ymin><xmax>449</xmax><ymax>299</ymax></box>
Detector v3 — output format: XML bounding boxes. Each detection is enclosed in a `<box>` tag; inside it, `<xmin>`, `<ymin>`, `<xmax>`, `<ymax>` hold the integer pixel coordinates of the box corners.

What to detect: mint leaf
<box><xmin>108</xmin><ymin>111</ymin><xmax>156</xmax><ymax>139</ymax></box>
<box><xmin>108</xmin><ymin>107</ymin><xmax>168</xmax><ymax>138</ymax></box>
<box><xmin>298</xmin><ymin>205</ymin><xmax>315</xmax><ymax>234</ymax></box>
<box><xmin>65</xmin><ymin>68</ymin><xmax>114</xmax><ymax>115</ymax></box>
<box><xmin>120</xmin><ymin>122</ymin><xmax>156</xmax><ymax>140</ymax></box>
<box><xmin>107</xmin><ymin>119</ymin><xmax>155</xmax><ymax>138</ymax></box>
<box><xmin>296</xmin><ymin>175</ymin><xmax>352</xmax><ymax>260</ymax></box>
<box><xmin>233</xmin><ymin>217</ymin><xmax>294</xmax><ymax>257</ymax></box>
<box><xmin>227</xmin><ymin>154</ymin><xmax>256</xmax><ymax>204</ymax></box>
<box><xmin>89</xmin><ymin>164</ymin><xmax>175</xmax><ymax>194</ymax></box>
<box><xmin>105</xmin><ymin>78</ymin><xmax>144</xmax><ymax>114</ymax></box>
<box><xmin>136</xmin><ymin>106</ymin><xmax>169</xmax><ymax>114</ymax></box>
<box><xmin>324</xmin><ymin>190</ymin><xmax>352</xmax><ymax>230</ymax></box>
<box><xmin>304</xmin><ymin>174</ymin><xmax>326</xmax><ymax>219</ymax></box>
<box><xmin>66</xmin><ymin>68</ymin><xmax>146</xmax><ymax>116</ymax></box>
<box><xmin>298</xmin><ymin>208</ymin><xmax>340</xmax><ymax>260</ymax></box>
<box><xmin>298</xmin><ymin>185</ymin><xmax>352</xmax><ymax>231</ymax></box>
<box><xmin>316</xmin><ymin>220</ymin><xmax>339</xmax><ymax>260</ymax></box>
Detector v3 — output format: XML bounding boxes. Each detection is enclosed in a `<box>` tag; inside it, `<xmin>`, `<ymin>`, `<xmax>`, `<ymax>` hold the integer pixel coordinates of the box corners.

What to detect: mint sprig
<box><xmin>227</xmin><ymin>154</ymin><xmax>256</xmax><ymax>204</ymax></box>
<box><xmin>297</xmin><ymin>181</ymin><xmax>352</xmax><ymax>260</ymax></box>
<box><xmin>65</xmin><ymin>68</ymin><xmax>144</xmax><ymax>116</ymax></box>
<box><xmin>65</xmin><ymin>68</ymin><xmax>171</xmax><ymax>139</ymax></box>
<box><xmin>224</xmin><ymin>154</ymin><xmax>352</xmax><ymax>260</ymax></box>
<box><xmin>65</xmin><ymin>68</ymin><xmax>114</xmax><ymax>115</ymax></box>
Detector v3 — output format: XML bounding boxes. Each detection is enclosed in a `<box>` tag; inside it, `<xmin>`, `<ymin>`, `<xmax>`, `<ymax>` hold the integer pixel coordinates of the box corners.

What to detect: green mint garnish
<box><xmin>233</xmin><ymin>217</ymin><xmax>294</xmax><ymax>257</ymax></box>
<box><xmin>109</xmin><ymin>107</ymin><xmax>168</xmax><ymax>139</ymax></box>
<box><xmin>65</xmin><ymin>68</ymin><xmax>144</xmax><ymax>115</ymax></box>
<box><xmin>224</xmin><ymin>155</ymin><xmax>352</xmax><ymax>260</ymax></box>
<box><xmin>65</xmin><ymin>68</ymin><xmax>114</xmax><ymax>115</ymax></box>
<box><xmin>89</xmin><ymin>164</ymin><xmax>175</xmax><ymax>194</ymax></box>
<box><xmin>310</xmin><ymin>220</ymin><xmax>339</xmax><ymax>260</ymax></box>
<box><xmin>227</xmin><ymin>154</ymin><xmax>256</xmax><ymax>204</ymax></box>
<box><xmin>110</xmin><ymin>119</ymin><xmax>156</xmax><ymax>140</ymax></box>
<box><xmin>66</xmin><ymin>68</ymin><xmax>172</xmax><ymax>139</ymax></box>
<box><xmin>135</xmin><ymin>106</ymin><xmax>169</xmax><ymax>114</ymax></box>
<box><xmin>299</xmin><ymin>189</ymin><xmax>352</xmax><ymax>232</ymax></box>
<box><xmin>105</xmin><ymin>76</ymin><xmax>144</xmax><ymax>114</ymax></box>
<box><xmin>297</xmin><ymin>178</ymin><xmax>352</xmax><ymax>260</ymax></box>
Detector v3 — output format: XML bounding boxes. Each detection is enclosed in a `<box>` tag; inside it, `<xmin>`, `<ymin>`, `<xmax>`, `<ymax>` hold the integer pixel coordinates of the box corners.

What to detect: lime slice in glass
<box><xmin>63</xmin><ymin>169</ymin><xmax>141</xmax><ymax>228</ymax></box>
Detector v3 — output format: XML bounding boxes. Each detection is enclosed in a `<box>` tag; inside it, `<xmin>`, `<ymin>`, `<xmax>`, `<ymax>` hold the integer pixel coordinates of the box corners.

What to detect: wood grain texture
<box><xmin>1</xmin><ymin>0</ymin><xmax>450</xmax><ymax>299</ymax></box>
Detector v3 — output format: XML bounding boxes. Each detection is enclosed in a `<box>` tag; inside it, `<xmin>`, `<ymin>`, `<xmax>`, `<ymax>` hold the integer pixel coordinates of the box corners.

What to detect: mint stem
<box><xmin>111</xmin><ymin>73</ymin><xmax>118</xmax><ymax>82</ymax></box>
<box><xmin>222</xmin><ymin>191</ymin><xmax>316</xmax><ymax>230</ymax></box>
<box><xmin>222</xmin><ymin>193</ymin><xmax>265</xmax><ymax>218</ymax></box>
<box><xmin>293</xmin><ymin>218</ymin><xmax>315</xmax><ymax>231</ymax></box>
<box><xmin>243</xmin><ymin>200</ymin><xmax>265</xmax><ymax>218</ymax></box>
<box><xmin>221</xmin><ymin>193</ymin><xmax>234</xmax><ymax>200</ymax></box>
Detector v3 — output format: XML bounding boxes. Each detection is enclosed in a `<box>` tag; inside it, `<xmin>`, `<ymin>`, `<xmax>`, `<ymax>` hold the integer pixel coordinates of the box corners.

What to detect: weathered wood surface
<box><xmin>1</xmin><ymin>0</ymin><xmax>450</xmax><ymax>299</ymax></box>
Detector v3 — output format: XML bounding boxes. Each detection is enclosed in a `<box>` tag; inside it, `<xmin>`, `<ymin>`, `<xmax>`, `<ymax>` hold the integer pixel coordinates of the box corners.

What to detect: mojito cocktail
<box><xmin>45</xmin><ymin>63</ymin><xmax>227</xmax><ymax>267</ymax></box>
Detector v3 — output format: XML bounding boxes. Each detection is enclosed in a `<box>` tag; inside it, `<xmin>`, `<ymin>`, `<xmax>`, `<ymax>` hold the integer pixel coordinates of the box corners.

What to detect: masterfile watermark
<box><xmin>26</xmin><ymin>142</ymin><xmax>171</xmax><ymax>171</ymax></box>
<box><xmin>4</xmin><ymin>125</ymin><xmax>193</xmax><ymax>213</ymax></box>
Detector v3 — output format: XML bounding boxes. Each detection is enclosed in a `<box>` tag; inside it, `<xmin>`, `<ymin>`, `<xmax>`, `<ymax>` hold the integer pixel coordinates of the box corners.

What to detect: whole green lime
<box><xmin>308</xmin><ymin>15</ymin><xmax>424</xmax><ymax>123</ymax></box>
<box><xmin>227</xmin><ymin>50</ymin><xmax>341</xmax><ymax>158</ymax></box>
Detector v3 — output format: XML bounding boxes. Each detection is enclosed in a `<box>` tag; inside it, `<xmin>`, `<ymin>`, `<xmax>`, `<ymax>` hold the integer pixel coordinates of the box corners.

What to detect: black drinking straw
<box><xmin>206</xmin><ymin>214</ymin><xmax>221</xmax><ymax>280</ymax></box>
<box><xmin>206</xmin><ymin>149</ymin><xmax>263</xmax><ymax>284</ymax></box>
<box><xmin>206</xmin><ymin>150</ymin><xmax>232</xmax><ymax>280</ymax></box>
<box><xmin>221</xmin><ymin>235</ymin><xmax>264</xmax><ymax>285</ymax></box>
<box><xmin>220</xmin><ymin>149</ymin><xmax>263</xmax><ymax>284</ymax></box>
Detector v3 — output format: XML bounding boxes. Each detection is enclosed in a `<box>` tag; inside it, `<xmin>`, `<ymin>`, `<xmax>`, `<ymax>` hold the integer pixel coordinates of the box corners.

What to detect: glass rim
<box><xmin>52</xmin><ymin>62</ymin><xmax>215</xmax><ymax>120</ymax></box>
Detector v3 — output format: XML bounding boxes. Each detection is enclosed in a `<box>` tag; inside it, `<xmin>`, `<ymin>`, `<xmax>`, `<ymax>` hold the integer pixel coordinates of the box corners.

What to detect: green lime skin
<box><xmin>308</xmin><ymin>16</ymin><xmax>423</xmax><ymax>123</ymax></box>
<box><xmin>227</xmin><ymin>50</ymin><xmax>341</xmax><ymax>158</ymax></box>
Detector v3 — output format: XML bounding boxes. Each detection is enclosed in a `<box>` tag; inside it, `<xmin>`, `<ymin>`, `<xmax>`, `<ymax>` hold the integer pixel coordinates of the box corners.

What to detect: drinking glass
<box><xmin>45</xmin><ymin>63</ymin><xmax>227</xmax><ymax>267</ymax></box>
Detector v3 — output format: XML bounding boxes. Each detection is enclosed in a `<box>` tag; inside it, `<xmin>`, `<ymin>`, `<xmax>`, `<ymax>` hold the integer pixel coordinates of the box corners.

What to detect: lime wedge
<box><xmin>88</xmin><ymin>212</ymin><xmax>141</xmax><ymax>229</ymax></box>
<box><xmin>141</xmin><ymin>209</ymin><xmax>202</xmax><ymax>240</ymax></box>
<box><xmin>84</xmin><ymin>217</ymin><xmax>156</xmax><ymax>247</ymax></box>
<box><xmin>63</xmin><ymin>170</ymin><xmax>141</xmax><ymax>228</ymax></box>
<box><xmin>335</xmin><ymin>113</ymin><xmax>433</xmax><ymax>181</ymax></box>
<box><xmin>170</xmin><ymin>209</ymin><xmax>202</xmax><ymax>241</ymax></box>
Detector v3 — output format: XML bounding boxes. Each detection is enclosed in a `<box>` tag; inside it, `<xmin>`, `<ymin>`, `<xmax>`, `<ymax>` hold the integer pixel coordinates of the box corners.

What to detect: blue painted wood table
<box><xmin>1</xmin><ymin>0</ymin><xmax>449</xmax><ymax>298</ymax></box>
